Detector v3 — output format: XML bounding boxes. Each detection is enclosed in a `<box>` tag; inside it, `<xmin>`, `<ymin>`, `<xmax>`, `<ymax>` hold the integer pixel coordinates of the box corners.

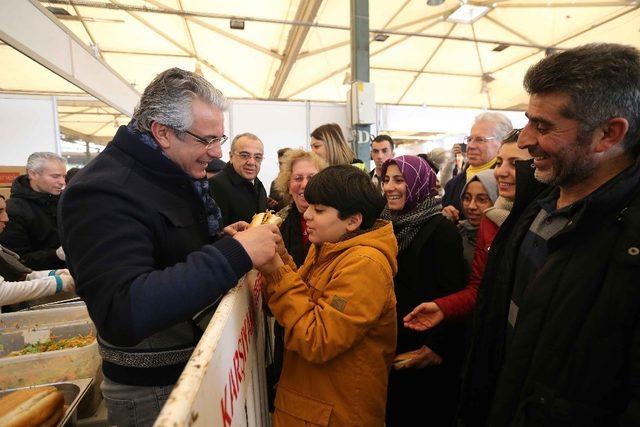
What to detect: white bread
<box><xmin>0</xmin><ymin>386</ymin><xmax>64</xmax><ymax>427</ymax></box>
<box><xmin>392</xmin><ymin>350</ymin><xmax>421</xmax><ymax>369</ymax></box>
<box><xmin>249</xmin><ymin>211</ymin><xmax>283</xmax><ymax>228</ymax></box>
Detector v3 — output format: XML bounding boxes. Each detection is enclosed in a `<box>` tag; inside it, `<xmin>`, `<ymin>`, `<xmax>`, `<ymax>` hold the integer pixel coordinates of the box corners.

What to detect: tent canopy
<box><xmin>2</xmin><ymin>0</ymin><xmax>639</xmax><ymax>143</ymax></box>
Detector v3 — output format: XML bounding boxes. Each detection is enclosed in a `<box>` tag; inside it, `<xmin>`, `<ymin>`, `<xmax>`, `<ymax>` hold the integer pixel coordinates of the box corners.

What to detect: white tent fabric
<box><xmin>2</xmin><ymin>0</ymin><xmax>639</xmax><ymax>143</ymax></box>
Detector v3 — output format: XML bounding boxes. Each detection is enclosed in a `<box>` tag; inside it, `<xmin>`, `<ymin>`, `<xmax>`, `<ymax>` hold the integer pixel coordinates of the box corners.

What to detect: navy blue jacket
<box><xmin>59</xmin><ymin>125</ymin><xmax>252</xmax><ymax>385</ymax></box>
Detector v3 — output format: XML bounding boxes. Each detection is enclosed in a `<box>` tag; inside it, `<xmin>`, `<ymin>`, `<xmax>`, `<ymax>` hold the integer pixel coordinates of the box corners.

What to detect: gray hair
<box><xmin>230</xmin><ymin>132</ymin><xmax>262</xmax><ymax>152</ymax></box>
<box><xmin>524</xmin><ymin>43</ymin><xmax>640</xmax><ymax>157</ymax></box>
<box><xmin>132</xmin><ymin>68</ymin><xmax>227</xmax><ymax>134</ymax></box>
<box><xmin>473</xmin><ymin>112</ymin><xmax>513</xmax><ymax>142</ymax></box>
<box><xmin>26</xmin><ymin>152</ymin><xmax>67</xmax><ymax>173</ymax></box>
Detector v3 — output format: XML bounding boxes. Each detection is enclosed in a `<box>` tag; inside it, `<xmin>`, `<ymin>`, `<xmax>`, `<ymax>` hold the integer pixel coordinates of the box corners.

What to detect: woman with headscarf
<box><xmin>309</xmin><ymin>123</ymin><xmax>366</xmax><ymax>171</ymax></box>
<box><xmin>457</xmin><ymin>169</ymin><xmax>498</xmax><ymax>267</ymax></box>
<box><xmin>380</xmin><ymin>155</ymin><xmax>467</xmax><ymax>426</ymax></box>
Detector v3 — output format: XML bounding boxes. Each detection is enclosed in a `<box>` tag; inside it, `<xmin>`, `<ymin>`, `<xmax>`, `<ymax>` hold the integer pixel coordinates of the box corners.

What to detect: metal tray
<box><xmin>0</xmin><ymin>378</ymin><xmax>93</xmax><ymax>426</ymax></box>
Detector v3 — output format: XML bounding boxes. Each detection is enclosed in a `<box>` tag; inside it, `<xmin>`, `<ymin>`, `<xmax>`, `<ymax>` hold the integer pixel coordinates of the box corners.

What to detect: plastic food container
<box><xmin>0</xmin><ymin>378</ymin><xmax>92</xmax><ymax>427</ymax></box>
<box><xmin>0</xmin><ymin>305</ymin><xmax>102</xmax><ymax>416</ymax></box>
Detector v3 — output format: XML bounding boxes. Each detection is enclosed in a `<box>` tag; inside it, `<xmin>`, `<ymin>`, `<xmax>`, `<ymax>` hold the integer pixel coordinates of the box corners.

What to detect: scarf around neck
<box><xmin>484</xmin><ymin>196</ymin><xmax>514</xmax><ymax>227</ymax></box>
<box><xmin>126</xmin><ymin>119</ymin><xmax>224</xmax><ymax>237</ymax></box>
<box><xmin>381</xmin><ymin>197</ymin><xmax>442</xmax><ymax>252</ymax></box>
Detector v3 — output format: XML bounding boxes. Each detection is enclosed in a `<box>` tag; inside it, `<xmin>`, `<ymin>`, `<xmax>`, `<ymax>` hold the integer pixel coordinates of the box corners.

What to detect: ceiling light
<box><xmin>230</xmin><ymin>19</ymin><xmax>245</xmax><ymax>30</ymax></box>
<box><xmin>427</xmin><ymin>0</ymin><xmax>445</xmax><ymax>5</ymax></box>
<box><xmin>447</xmin><ymin>4</ymin><xmax>490</xmax><ymax>24</ymax></box>
<box><xmin>493</xmin><ymin>43</ymin><xmax>510</xmax><ymax>52</ymax></box>
<box><xmin>374</xmin><ymin>33</ymin><xmax>389</xmax><ymax>42</ymax></box>
<box><xmin>46</xmin><ymin>6</ymin><xmax>72</xmax><ymax>17</ymax></box>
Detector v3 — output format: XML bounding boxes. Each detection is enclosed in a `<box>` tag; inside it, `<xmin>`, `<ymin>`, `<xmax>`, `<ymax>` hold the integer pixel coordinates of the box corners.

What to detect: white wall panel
<box><xmin>227</xmin><ymin>100</ymin><xmax>347</xmax><ymax>194</ymax></box>
<box><xmin>0</xmin><ymin>95</ymin><xmax>59</xmax><ymax>165</ymax></box>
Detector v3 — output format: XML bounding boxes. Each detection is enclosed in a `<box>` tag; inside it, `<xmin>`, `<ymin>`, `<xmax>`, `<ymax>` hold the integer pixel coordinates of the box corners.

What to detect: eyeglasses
<box><xmin>463</xmin><ymin>136</ymin><xmax>497</xmax><ymax>144</ymax></box>
<box><xmin>235</xmin><ymin>151</ymin><xmax>264</xmax><ymax>163</ymax></box>
<box><xmin>182</xmin><ymin>130</ymin><xmax>228</xmax><ymax>148</ymax></box>
<box><xmin>291</xmin><ymin>174</ymin><xmax>316</xmax><ymax>184</ymax></box>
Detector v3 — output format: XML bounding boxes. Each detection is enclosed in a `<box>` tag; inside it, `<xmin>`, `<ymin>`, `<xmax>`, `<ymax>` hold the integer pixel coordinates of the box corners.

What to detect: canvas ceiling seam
<box><xmin>487</xmin><ymin>4</ymin><xmax>640</xmax><ymax>75</ymax></box>
<box><xmin>396</xmin><ymin>23</ymin><xmax>456</xmax><ymax>105</ymax></box>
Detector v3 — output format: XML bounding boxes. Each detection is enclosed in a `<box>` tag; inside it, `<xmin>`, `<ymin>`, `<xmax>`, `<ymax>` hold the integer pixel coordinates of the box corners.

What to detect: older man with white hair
<box><xmin>0</xmin><ymin>152</ymin><xmax>67</xmax><ymax>270</ymax></box>
<box><xmin>442</xmin><ymin>112</ymin><xmax>513</xmax><ymax>221</ymax></box>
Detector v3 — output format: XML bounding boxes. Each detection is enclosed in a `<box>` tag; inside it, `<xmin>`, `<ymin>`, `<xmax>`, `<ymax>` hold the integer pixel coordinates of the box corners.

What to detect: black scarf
<box><xmin>381</xmin><ymin>197</ymin><xmax>443</xmax><ymax>252</ymax></box>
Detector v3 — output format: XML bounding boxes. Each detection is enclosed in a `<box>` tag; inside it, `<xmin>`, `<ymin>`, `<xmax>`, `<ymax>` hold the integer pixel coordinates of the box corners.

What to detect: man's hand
<box><xmin>233</xmin><ymin>224</ymin><xmax>278</xmax><ymax>267</ymax></box>
<box><xmin>442</xmin><ymin>205</ymin><xmax>460</xmax><ymax>223</ymax></box>
<box><xmin>403</xmin><ymin>302</ymin><xmax>444</xmax><ymax>331</ymax></box>
<box><xmin>223</xmin><ymin>221</ymin><xmax>249</xmax><ymax>236</ymax></box>
<box><xmin>395</xmin><ymin>345</ymin><xmax>443</xmax><ymax>369</ymax></box>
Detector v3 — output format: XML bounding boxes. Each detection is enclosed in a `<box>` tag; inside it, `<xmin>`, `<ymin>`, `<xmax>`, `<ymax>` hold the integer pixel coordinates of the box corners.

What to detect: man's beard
<box><xmin>534</xmin><ymin>133</ymin><xmax>596</xmax><ymax>187</ymax></box>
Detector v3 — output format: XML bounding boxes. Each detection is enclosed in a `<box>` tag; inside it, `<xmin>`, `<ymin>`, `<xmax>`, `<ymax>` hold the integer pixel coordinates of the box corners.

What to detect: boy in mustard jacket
<box><xmin>259</xmin><ymin>165</ymin><xmax>398</xmax><ymax>426</ymax></box>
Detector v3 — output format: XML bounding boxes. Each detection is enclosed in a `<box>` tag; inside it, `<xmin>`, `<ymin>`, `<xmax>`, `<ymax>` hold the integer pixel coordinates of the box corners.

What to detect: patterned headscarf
<box><xmin>380</xmin><ymin>155</ymin><xmax>438</xmax><ymax>213</ymax></box>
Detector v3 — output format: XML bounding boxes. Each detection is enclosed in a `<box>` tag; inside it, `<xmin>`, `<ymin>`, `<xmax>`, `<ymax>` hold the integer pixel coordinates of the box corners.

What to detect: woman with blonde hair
<box><xmin>274</xmin><ymin>150</ymin><xmax>328</xmax><ymax>266</ymax></box>
<box><xmin>310</xmin><ymin>123</ymin><xmax>365</xmax><ymax>170</ymax></box>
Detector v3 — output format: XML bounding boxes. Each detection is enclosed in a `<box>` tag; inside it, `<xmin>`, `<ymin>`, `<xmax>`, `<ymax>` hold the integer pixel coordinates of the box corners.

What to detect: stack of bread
<box><xmin>0</xmin><ymin>386</ymin><xmax>64</xmax><ymax>427</ymax></box>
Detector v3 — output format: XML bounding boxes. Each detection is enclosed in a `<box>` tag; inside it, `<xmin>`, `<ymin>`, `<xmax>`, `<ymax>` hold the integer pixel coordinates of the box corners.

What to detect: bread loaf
<box><xmin>249</xmin><ymin>211</ymin><xmax>283</xmax><ymax>227</ymax></box>
<box><xmin>0</xmin><ymin>386</ymin><xmax>64</xmax><ymax>427</ymax></box>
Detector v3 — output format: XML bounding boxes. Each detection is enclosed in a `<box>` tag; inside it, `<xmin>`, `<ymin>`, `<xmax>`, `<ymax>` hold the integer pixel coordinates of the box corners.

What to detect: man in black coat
<box><xmin>210</xmin><ymin>133</ymin><xmax>267</xmax><ymax>225</ymax></box>
<box><xmin>0</xmin><ymin>152</ymin><xmax>67</xmax><ymax>270</ymax></box>
<box><xmin>457</xmin><ymin>43</ymin><xmax>640</xmax><ymax>426</ymax></box>
<box><xmin>59</xmin><ymin>68</ymin><xmax>279</xmax><ymax>427</ymax></box>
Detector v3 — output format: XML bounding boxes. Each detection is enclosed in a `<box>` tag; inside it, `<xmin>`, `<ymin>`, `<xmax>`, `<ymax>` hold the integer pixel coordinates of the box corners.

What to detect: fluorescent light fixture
<box><xmin>447</xmin><ymin>4</ymin><xmax>490</xmax><ymax>24</ymax></box>
<box><xmin>427</xmin><ymin>0</ymin><xmax>445</xmax><ymax>5</ymax></box>
<box><xmin>230</xmin><ymin>19</ymin><xmax>245</xmax><ymax>30</ymax></box>
<box><xmin>374</xmin><ymin>33</ymin><xmax>389</xmax><ymax>42</ymax></box>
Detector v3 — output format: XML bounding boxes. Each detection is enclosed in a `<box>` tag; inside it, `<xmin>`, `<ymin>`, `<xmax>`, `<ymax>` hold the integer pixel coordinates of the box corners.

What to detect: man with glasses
<box><xmin>210</xmin><ymin>133</ymin><xmax>268</xmax><ymax>226</ymax></box>
<box><xmin>59</xmin><ymin>68</ymin><xmax>279</xmax><ymax>426</ymax></box>
<box><xmin>442</xmin><ymin>113</ymin><xmax>512</xmax><ymax>222</ymax></box>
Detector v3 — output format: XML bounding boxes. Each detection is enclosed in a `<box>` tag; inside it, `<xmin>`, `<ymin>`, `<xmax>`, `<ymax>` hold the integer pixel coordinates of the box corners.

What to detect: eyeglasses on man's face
<box><xmin>235</xmin><ymin>151</ymin><xmax>264</xmax><ymax>163</ymax></box>
<box><xmin>166</xmin><ymin>124</ymin><xmax>227</xmax><ymax>148</ymax></box>
<box><xmin>182</xmin><ymin>130</ymin><xmax>228</xmax><ymax>148</ymax></box>
<box><xmin>463</xmin><ymin>135</ymin><xmax>497</xmax><ymax>144</ymax></box>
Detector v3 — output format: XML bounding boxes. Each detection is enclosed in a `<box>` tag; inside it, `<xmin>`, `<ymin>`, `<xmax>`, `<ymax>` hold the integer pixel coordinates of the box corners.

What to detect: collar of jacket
<box><xmin>10</xmin><ymin>175</ymin><xmax>59</xmax><ymax>205</ymax></box>
<box><xmin>509</xmin><ymin>156</ymin><xmax>640</xmax><ymax>250</ymax></box>
<box><xmin>309</xmin><ymin>220</ymin><xmax>398</xmax><ymax>275</ymax></box>
<box><xmin>222</xmin><ymin>161</ymin><xmax>261</xmax><ymax>188</ymax></box>
<box><xmin>110</xmin><ymin>125</ymin><xmax>193</xmax><ymax>185</ymax></box>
